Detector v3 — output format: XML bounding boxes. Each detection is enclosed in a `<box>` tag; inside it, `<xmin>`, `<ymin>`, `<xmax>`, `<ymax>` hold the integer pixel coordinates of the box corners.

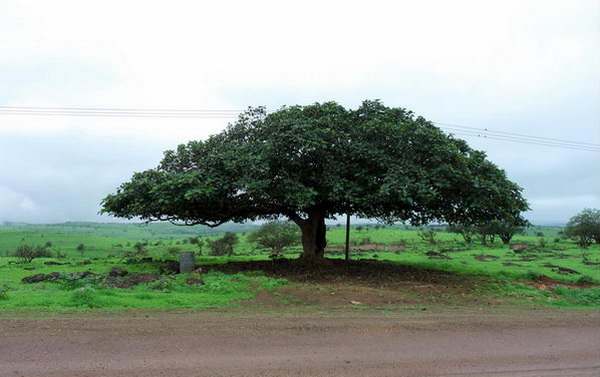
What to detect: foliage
<box><xmin>121</xmin><ymin>242</ymin><xmax>148</xmax><ymax>262</ymax></box>
<box><xmin>417</xmin><ymin>229</ymin><xmax>437</xmax><ymax>245</ymax></box>
<box><xmin>188</xmin><ymin>236</ymin><xmax>205</xmax><ymax>255</ymax></box>
<box><xmin>207</xmin><ymin>232</ymin><xmax>239</xmax><ymax>256</ymax></box>
<box><xmin>564</xmin><ymin>208</ymin><xmax>600</xmax><ymax>247</ymax></box>
<box><xmin>489</xmin><ymin>220</ymin><xmax>526</xmax><ymax>245</ymax></box>
<box><xmin>12</xmin><ymin>244</ymin><xmax>52</xmax><ymax>264</ymax></box>
<box><xmin>446</xmin><ymin>224</ymin><xmax>475</xmax><ymax>243</ymax></box>
<box><xmin>101</xmin><ymin>100</ymin><xmax>529</xmax><ymax>259</ymax></box>
<box><xmin>247</xmin><ymin>220</ymin><xmax>300</xmax><ymax>258</ymax></box>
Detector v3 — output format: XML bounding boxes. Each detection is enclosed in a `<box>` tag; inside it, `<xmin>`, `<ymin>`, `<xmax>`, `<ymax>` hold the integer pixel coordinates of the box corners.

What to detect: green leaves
<box><xmin>101</xmin><ymin>100</ymin><xmax>529</xmax><ymax>228</ymax></box>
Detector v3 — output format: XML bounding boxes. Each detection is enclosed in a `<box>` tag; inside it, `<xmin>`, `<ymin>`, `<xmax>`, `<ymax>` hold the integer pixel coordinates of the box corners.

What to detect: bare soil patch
<box><xmin>202</xmin><ymin>259</ymin><xmax>469</xmax><ymax>287</ymax></box>
<box><xmin>1</xmin><ymin>309</ymin><xmax>598</xmax><ymax>377</ymax></box>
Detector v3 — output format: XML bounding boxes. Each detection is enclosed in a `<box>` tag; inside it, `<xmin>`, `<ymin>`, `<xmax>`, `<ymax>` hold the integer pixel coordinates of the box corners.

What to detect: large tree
<box><xmin>101</xmin><ymin>100</ymin><xmax>529</xmax><ymax>260</ymax></box>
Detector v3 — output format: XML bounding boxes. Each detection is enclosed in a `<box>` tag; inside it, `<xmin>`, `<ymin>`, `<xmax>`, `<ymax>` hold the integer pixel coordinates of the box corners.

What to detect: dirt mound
<box><xmin>202</xmin><ymin>259</ymin><xmax>468</xmax><ymax>287</ymax></box>
<box><xmin>524</xmin><ymin>275</ymin><xmax>592</xmax><ymax>290</ymax></box>
<box><xmin>44</xmin><ymin>261</ymin><xmax>70</xmax><ymax>266</ymax></box>
<box><xmin>474</xmin><ymin>254</ymin><xmax>499</xmax><ymax>262</ymax></box>
<box><xmin>21</xmin><ymin>272</ymin><xmax>65</xmax><ymax>283</ymax></box>
<box><xmin>105</xmin><ymin>274</ymin><xmax>161</xmax><ymax>289</ymax></box>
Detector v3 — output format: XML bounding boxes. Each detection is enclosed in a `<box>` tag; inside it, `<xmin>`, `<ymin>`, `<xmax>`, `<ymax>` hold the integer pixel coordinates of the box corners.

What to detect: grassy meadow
<box><xmin>0</xmin><ymin>222</ymin><xmax>598</xmax><ymax>312</ymax></box>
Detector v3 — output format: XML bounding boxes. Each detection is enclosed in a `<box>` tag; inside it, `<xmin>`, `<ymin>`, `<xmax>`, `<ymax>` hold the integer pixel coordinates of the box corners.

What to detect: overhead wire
<box><xmin>1</xmin><ymin>105</ymin><xmax>598</xmax><ymax>152</ymax></box>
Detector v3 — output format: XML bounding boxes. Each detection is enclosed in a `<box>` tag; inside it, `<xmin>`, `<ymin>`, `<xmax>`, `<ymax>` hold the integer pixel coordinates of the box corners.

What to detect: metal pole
<box><xmin>345</xmin><ymin>214</ymin><xmax>350</xmax><ymax>261</ymax></box>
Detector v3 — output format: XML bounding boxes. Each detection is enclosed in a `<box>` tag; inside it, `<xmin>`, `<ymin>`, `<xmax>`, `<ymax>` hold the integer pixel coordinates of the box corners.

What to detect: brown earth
<box><xmin>0</xmin><ymin>308</ymin><xmax>598</xmax><ymax>377</ymax></box>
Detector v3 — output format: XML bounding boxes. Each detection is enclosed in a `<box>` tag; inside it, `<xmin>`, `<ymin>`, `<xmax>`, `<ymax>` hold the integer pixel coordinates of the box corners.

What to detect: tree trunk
<box><xmin>293</xmin><ymin>210</ymin><xmax>327</xmax><ymax>261</ymax></box>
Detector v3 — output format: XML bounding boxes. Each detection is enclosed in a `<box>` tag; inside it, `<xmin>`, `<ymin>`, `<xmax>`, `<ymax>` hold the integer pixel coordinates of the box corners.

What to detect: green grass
<box><xmin>0</xmin><ymin>223</ymin><xmax>598</xmax><ymax>311</ymax></box>
<box><xmin>478</xmin><ymin>281</ymin><xmax>600</xmax><ymax>307</ymax></box>
<box><xmin>0</xmin><ymin>258</ymin><xmax>286</xmax><ymax>310</ymax></box>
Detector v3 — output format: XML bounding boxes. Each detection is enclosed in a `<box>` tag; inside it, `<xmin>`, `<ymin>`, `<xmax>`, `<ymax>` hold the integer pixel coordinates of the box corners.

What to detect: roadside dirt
<box><xmin>1</xmin><ymin>308</ymin><xmax>598</xmax><ymax>377</ymax></box>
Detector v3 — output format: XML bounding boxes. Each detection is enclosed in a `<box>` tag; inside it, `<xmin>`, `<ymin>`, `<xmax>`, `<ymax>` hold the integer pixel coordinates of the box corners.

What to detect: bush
<box><xmin>0</xmin><ymin>284</ymin><xmax>13</xmax><ymax>300</ymax></box>
<box><xmin>207</xmin><ymin>232</ymin><xmax>239</xmax><ymax>256</ymax></box>
<box><xmin>12</xmin><ymin>244</ymin><xmax>52</xmax><ymax>264</ymax></box>
<box><xmin>576</xmin><ymin>276</ymin><xmax>595</xmax><ymax>285</ymax></box>
<box><xmin>247</xmin><ymin>221</ymin><xmax>299</xmax><ymax>259</ymax></box>
<box><xmin>417</xmin><ymin>229</ymin><xmax>437</xmax><ymax>245</ymax></box>
<box><xmin>523</xmin><ymin>270</ymin><xmax>543</xmax><ymax>282</ymax></box>
<box><xmin>121</xmin><ymin>242</ymin><xmax>148</xmax><ymax>262</ymax></box>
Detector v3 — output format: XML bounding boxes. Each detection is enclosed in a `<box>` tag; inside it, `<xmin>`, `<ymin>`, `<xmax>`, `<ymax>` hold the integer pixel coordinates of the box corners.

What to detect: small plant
<box><xmin>417</xmin><ymin>229</ymin><xmax>437</xmax><ymax>245</ymax></box>
<box><xmin>538</xmin><ymin>238</ymin><xmax>547</xmax><ymax>248</ymax></box>
<box><xmin>121</xmin><ymin>242</ymin><xmax>148</xmax><ymax>262</ymax></box>
<box><xmin>0</xmin><ymin>284</ymin><xmax>13</xmax><ymax>300</ymax></box>
<box><xmin>581</xmin><ymin>249</ymin><xmax>590</xmax><ymax>264</ymax></box>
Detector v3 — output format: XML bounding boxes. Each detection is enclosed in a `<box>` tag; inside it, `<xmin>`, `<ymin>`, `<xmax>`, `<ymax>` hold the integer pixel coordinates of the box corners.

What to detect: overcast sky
<box><xmin>1</xmin><ymin>0</ymin><xmax>598</xmax><ymax>225</ymax></box>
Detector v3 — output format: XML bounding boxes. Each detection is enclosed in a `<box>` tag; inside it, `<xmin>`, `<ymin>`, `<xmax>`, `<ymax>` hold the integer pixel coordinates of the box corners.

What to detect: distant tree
<box><xmin>476</xmin><ymin>223</ymin><xmax>497</xmax><ymax>245</ymax></box>
<box><xmin>76</xmin><ymin>243</ymin><xmax>86</xmax><ymax>256</ymax></box>
<box><xmin>489</xmin><ymin>220</ymin><xmax>526</xmax><ymax>245</ymax></box>
<box><xmin>189</xmin><ymin>236</ymin><xmax>205</xmax><ymax>255</ymax></box>
<box><xmin>101</xmin><ymin>100</ymin><xmax>529</xmax><ymax>262</ymax></box>
<box><xmin>247</xmin><ymin>220</ymin><xmax>300</xmax><ymax>258</ymax></box>
<box><xmin>564</xmin><ymin>208</ymin><xmax>600</xmax><ymax>248</ymax></box>
<box><xmin>446</xmin><ymin>224</ymin><xmax>476</xmax><ymax>244</ymax></box>
<box><xmin>207</xmin><ymin>232</ymin><xmax>239</xmax><ymax>256</ymax></box>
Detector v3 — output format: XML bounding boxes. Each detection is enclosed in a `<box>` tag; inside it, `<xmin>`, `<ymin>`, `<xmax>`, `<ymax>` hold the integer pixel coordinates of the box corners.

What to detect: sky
<box><xmin>0</xmin><ymin>0</ymin><xmax>598</xmax><ymax>225</ymax></box>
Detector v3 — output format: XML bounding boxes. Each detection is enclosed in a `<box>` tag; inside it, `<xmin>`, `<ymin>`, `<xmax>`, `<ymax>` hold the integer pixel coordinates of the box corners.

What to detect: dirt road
<box><xmin>1</xmin><ymin>309</ymin><xmax>598</xmax><ymax>376</ymax></box>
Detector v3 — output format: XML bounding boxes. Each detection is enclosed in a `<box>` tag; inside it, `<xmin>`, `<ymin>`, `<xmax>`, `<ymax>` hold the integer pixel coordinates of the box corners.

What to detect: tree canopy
<box><xmin>101</xmin><ymin>100</ymin><xmax>529</xmax><ymax>259</ymax></box>
<box><xmin>564</xmin><ymin>208</ymin><xmax>600</xmax><ymax>247</ymax></box>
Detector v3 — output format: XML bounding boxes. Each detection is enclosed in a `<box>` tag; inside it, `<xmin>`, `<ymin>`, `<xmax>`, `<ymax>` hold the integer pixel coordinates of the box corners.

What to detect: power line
<box><xmin>0</xmin><ymin>105</ymin><xmax>244</xmax><ymax>113</ymax></box>
<box><xmin>435</xmin><ymin>121</ymin><xmax>598</xmax><ymax>148</ymax></box>
<box><xmin>1</xmin><ymin>105</ymin><xmax>598</xmax><ymax>152</ymax></box>
<box><xmin>443</xmin><ymin>129</ymin><xmax>599</xmax><ymax>152</ymax></box>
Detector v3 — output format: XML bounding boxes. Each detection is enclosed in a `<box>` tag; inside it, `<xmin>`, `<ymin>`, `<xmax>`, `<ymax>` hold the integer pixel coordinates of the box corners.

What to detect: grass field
<box><xmin>0</xmin><ymin>222</ymin><xmax>598</xmax><ymax>311</ymax></box>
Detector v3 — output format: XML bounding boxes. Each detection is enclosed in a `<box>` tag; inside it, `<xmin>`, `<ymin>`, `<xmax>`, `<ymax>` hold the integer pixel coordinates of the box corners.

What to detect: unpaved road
<box><xmin>1</xmin><ymin>309</ymin><xmax>598</xmax><ymax>377</ymax></box>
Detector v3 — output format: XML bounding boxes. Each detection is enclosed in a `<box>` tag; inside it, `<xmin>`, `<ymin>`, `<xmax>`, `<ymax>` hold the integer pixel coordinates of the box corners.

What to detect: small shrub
<box><xmin>121</xmin><ymin>242</ymin><xmax>148</xmax><ymax>262</ymax></box>
<box><xmin>0</xmin><ymin>284</ymin><xmax>13</xmax><ymax>300</ymax></box>
<box><xmin>417</xmin><ymin>230</ymin><xmax>437</xmax><ymax>245</ymax></box>
<box><xmin>358</xmin><ymin>237</ymin><xmax>372</xmax><ymax>245</ymax></box>
<box><xmin>576</xmin><ymin>276</ymin><xmax>595</xmax><ymax>285</ymax></box>
<box><xmin>538</xmin><ymin>238</ymin><xmax>548</xmax><ymax>248</ymax></box>
<box><xmin>207</xmin><ymin>233</ymin><xmax>239</xmax><ymax>256</ymax></box>
<box><xmin>166</xmin><ymin>246</ymin><xmax>181</xmax><ymax>255</ymax></box>
<box><xmin>523</xmin><ymin>270</ymin><xmax>542</xmax><ymax>281</ymax></box>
